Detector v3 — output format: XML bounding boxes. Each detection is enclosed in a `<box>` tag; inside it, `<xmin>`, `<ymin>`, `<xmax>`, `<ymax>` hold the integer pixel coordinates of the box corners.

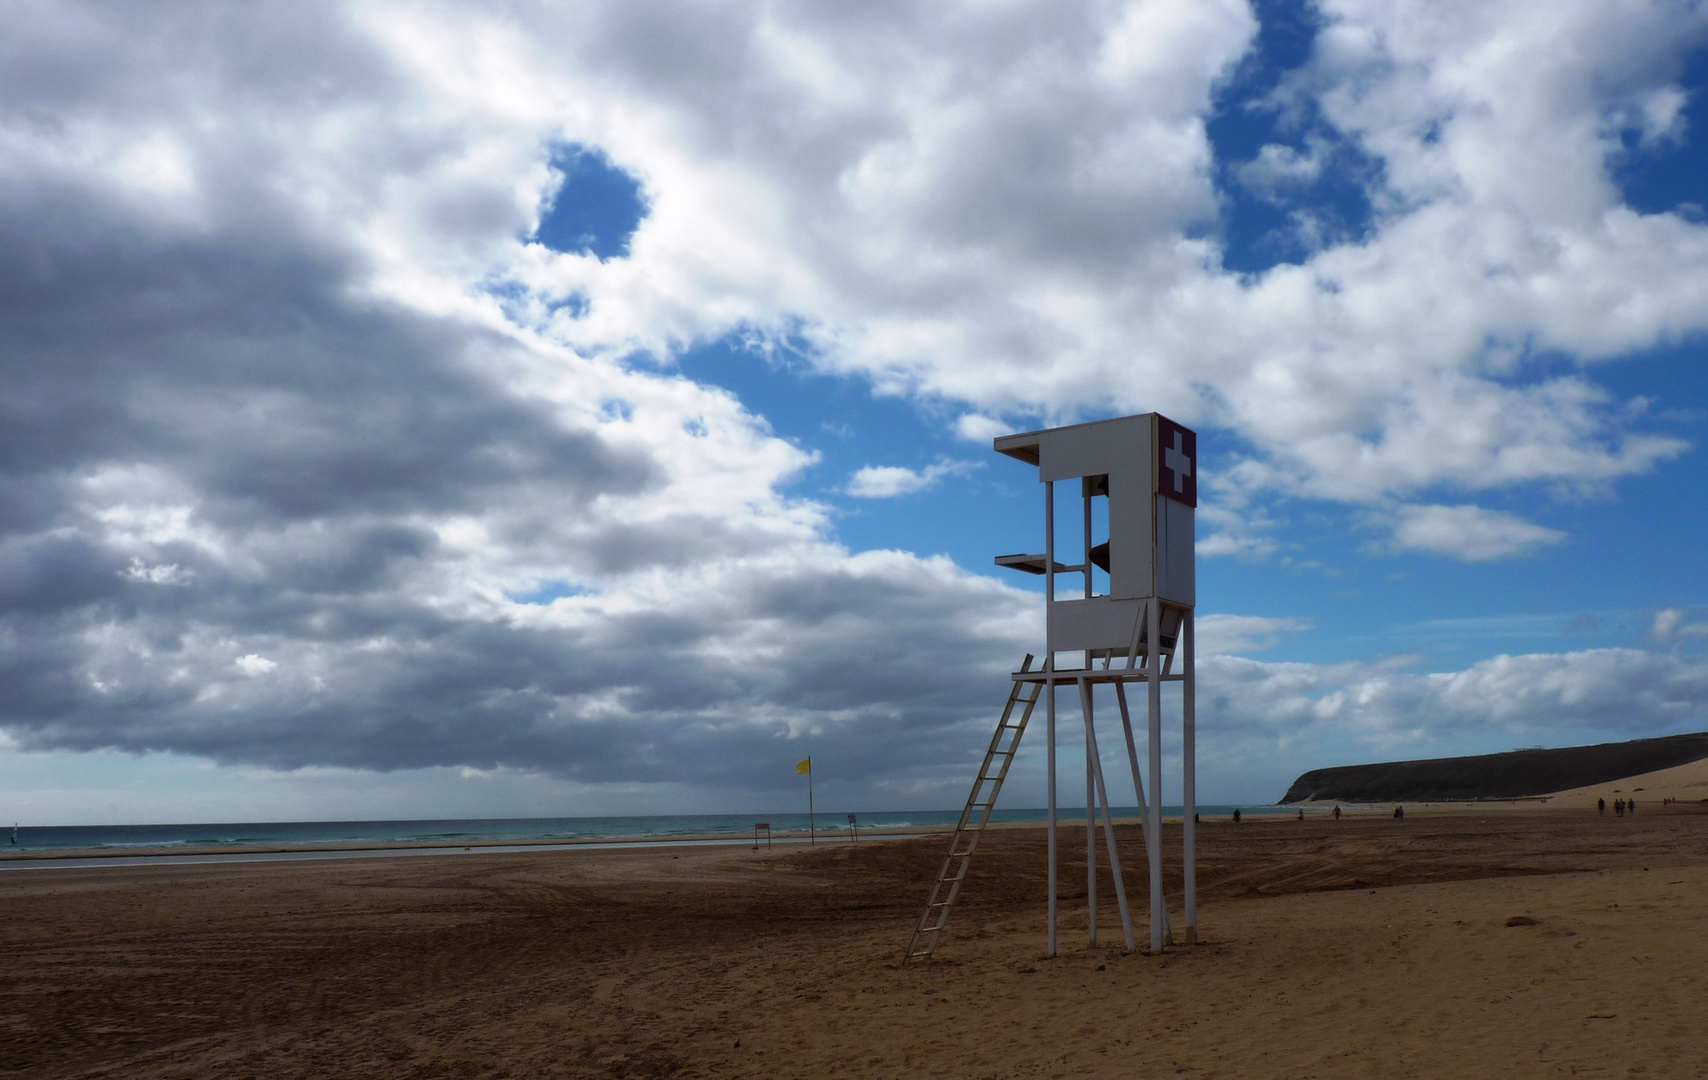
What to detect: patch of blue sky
<box><xmin>532</xmin><ymin>144</ymin><xmax>648</xmax><ymax>260</ymax></box>
<box><xmin>673</xmin><ymin>333</ymin><xmax>1042</xmax><ymax>573</ymax></box>
<box><xmin>483</xmin><ymin>279</ymin><xmax>588</xmax><ymax>324</ymax></box>
<box><xmin>507</xmin><ymin>581</ymin><xmax>586</xmax><ymax>606</ymax></box>
<box><xmin>1206</xmin><ymin>460</ymin><xmax>1701</xmax><ymax>669</ymax></box>
<box><xmin>1206</xmin><ymin>0</ymin><xmax>1379</xmax><ymax>275</ymax></box>
<box><xmin>1612</xmin><ymin>44</ymin><xmax>1708</xmax><ymax>217</ymax></box>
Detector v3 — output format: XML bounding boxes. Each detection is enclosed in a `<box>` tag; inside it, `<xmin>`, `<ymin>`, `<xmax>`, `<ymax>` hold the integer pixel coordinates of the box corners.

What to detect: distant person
<box><xmin>1628</xmin><ymin>798</ymin><xmax>1636</xmax><ymax>814</ymax></box>
<box><xmin>1598</xmin><ymin>798</ymin><xmax>1605</xmax><ymax>814</ymax></box>
<box><xmin>1615</xmin><ymin>798</ymin><xmax>1624</xmax><ymax>816</ymax></box>
<box><xmin>1333</xmin><ymin>805</ymin><xmax>1342</xmax><ymax>821</ymax></box>
<box><xmin>1194</xmin><ymin>812</ymin><xmax>1200</xmax><ymax>824</ymax></box>
<box><xmin>1233</xmin><ymin>809</ymin><xmax>1241</xmax><ymax>823</ymax></box>
<box><xmin>1393</xmin><ymin>806</ymin><xmax>1404</xmax><ymax>820</ymax></box>
<box><xmin>1298</xmin><ymin>809</ymin><xmax>1304</xmax><ymax>821</ymax></box>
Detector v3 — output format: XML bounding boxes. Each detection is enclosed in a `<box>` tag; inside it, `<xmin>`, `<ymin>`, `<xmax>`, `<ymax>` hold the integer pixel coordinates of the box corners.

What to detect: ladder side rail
<box><xmin>906</xmin><ymin>656</ymin><xmax>1038</xmax><ymax>962</ymax></box>
<box><xmin>983</xmin><ymin>682</ymin><xmax>1041</xmax><ymax>789</ymax></box>
<box><xmin>952</xmin><ymin>658</ymin><xmax>1035</xmax><ymax>825</ymax></box>
<box><xmin>939</xmin><ymin>687</ymin><xmax>1041</xmax><ymax>872</ymax></box>
<box><xmin>913</xmin><ymin>683</ymin><xmax>1041</xmax><ymax>947</ymax></box>
<box><xmin>947</xmin><ymin>679</ymin><xmax>1041</xmax><ymax>866</ymax></box>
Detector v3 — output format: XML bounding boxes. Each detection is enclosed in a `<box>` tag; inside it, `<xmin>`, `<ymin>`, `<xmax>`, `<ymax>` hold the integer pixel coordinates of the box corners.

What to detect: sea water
<box><xmin>3</xmin><ymin>804</ymin><xmax>1297</xmax><ymax>857</ymax></box>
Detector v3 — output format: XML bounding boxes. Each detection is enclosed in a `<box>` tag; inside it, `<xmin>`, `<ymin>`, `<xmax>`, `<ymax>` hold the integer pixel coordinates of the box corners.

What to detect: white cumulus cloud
<box><xmin>1382</xmin><ymin>504</ymin><xmax>1567</xmax><ymax>561</ymax></box>
<box><xmin>845</xmin><ymin>459</ymin><xmax>975</xmax><ymax>498</ymax></box>
<box><xmin>234</xmin><ymin>655</ymin><xmax>278</xmax><ymax>677</ymax></box>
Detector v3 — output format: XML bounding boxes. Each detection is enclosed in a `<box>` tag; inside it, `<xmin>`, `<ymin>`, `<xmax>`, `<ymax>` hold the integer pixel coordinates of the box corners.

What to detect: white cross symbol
<box><xmin>1164</xmin><ymin>431</ymin><xmax>1192</xmax><ymax>493</ymax></box>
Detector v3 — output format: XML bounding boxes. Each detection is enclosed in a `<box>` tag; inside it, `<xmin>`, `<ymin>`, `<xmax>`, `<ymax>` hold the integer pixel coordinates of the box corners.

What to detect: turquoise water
<box><xmin>3</xmin><ymin>805</ymin><xmax>1304</xmax><ymax>855</ymax></box>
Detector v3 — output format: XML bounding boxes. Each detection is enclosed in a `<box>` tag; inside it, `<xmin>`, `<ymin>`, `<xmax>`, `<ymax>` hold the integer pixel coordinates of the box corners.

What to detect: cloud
<box><xmin>536</xmin><ymin>2</ymin><xmax>1708</xmax><ymax>512</ymax></box>
<box><xmin>1199</xmin><ymin>647</ymin><xmax>1708</xmax><ymax>756</ymax></box>
<box><xmin>845</xmin><ymin>459</ymin><xmax>975</xmax><ymax>498</ymax></box>
<box><xmin>403</xmin><ymin>0</ymin><xmax>1703</xmax><ymax>544</ymax></box>
<box><xmin>1651</xmin><ymin>607</ymin><xmax>1708</xmax><ymax>643</ymax></box>
<box><xmin>1381</xmin><ymin>504</ymin><xmax>1567</xmax><ymax>561</ymax></box>
<box><xmin>1234</xmin><ymin>139</ymin><xmax>1328</xmax><ymax>198</ymax></box>
<box><xmin>1195</xmin><ymin>614</ymin><xmax>1312</xmax><ymax>655</ymax></box>
<box><xmin>954</xmin><ymin>413</ymin><xmax>1011</xmax><ymax>443</ymax></box>
<box><xmin>234</xmin><ymin>655</ymin><xmax>278</xmax><ymax>677</ymax></box>
<box><xmin>121</xmin><ymin>558</ymin><xmax>193</xmax><ymax>586</ymax></box>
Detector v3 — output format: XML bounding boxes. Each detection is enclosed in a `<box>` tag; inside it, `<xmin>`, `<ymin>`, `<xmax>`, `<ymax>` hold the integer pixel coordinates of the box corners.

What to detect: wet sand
<box><xmin>4</xmin><ymin>806</ymin><xmax>1707</xmax><ymax>1078</ymax></box>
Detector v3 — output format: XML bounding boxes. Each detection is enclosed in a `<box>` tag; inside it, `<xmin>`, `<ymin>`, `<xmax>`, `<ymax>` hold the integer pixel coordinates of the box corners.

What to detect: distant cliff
<box><xmin>1278</xmin><ymin>731</ymin><xmax>1708</xmax><ymax>804</ymax></box>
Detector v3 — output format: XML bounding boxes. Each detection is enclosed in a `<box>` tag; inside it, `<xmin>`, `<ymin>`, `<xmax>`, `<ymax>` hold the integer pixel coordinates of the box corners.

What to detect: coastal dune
<box><xmin>1279</xmin><ymin>730</ymin><xmax>1708</xmax><ymax>805</ymax></box>
<box><xmin>4</xmin><ymin>806</ymin><xmax>1707</xmax><ymax>1078</ymax></box>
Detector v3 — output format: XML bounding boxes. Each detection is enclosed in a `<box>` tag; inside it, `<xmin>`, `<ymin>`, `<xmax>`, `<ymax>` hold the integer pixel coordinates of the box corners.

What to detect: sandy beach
<box><xmin>4</xmin><ymin>804</ymin><xmax>1707</xmax><ymax>1079</ymax></box>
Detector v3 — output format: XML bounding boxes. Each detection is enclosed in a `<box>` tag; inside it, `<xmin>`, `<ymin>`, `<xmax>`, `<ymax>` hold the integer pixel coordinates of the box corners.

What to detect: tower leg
<box><xmin>1046</xmin><ymin>676</ymin><xmax>1058</xmax><ymax>958</ymax></box>
<box><xmin>1182</xmin><ymin>609</ymin><xmax>1197</xmax><ymax>945</ymax></box>
<box><xmin>1085</xmin><ymin>676</ymin><xmax>1097</xmax><ymax>945</ymax></box>
<box><xmin>1147</xmin><ymin>599</ymin><xmax>1166</xmax><ymax>954</ymax></box>
<box><xmin>1043</xmin><ymin>479</ymin><xmax>1057</xmax><ymax>960</ymax></box>
<box><xmin>1115</xmin><ymin>681</ymin><xmax>1167</xmax><ymax>941</ymax></box>
<box><xmin>1084</xmin><ymin>679</ymin><xmax>1136</xmax><ymax>952</ymax></box>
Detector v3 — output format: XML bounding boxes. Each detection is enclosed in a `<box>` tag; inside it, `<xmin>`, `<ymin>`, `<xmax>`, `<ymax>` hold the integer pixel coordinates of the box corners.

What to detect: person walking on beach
<box><xmin>1393</xmin><ymin>806</ymin><xmax>1404</xmax><ymax>820</ymax></box>
<box><xmin>1628</xmin><ymin>797</ymin><xmax>1636</xmax><ymax>814</ymax></box>
<box><xmin>1615</xmin><ymin>798</ymin><xmax>1624</xmax><ymax>816</ymax></box>
<box><xmin>1233</xmin><ymin>808</ymin><xmax>1241</xmax><ymax>823</ymax></box>
<box><xmin>1333</xmin><ymin>805</ymin><xmax>1341</xmax><ymax>821</ymax></box>
<box><xmin>1598</xmin><ymin>798</ymin><xmax>1605</xmax><ymax>814</ymax></box>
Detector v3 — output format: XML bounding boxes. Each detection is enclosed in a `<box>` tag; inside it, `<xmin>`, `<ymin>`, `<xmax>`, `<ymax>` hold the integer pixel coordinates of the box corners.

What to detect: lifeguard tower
<box><xmin>905</xmin><ymin>413</ymin><xmax>1198</xmax><ymax>959</ymax></box>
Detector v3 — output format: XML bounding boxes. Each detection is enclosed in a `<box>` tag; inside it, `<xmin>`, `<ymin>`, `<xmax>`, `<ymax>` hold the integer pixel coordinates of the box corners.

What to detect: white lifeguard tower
<box><xmin>906</xmin><ymin>413</ymin><xmax>1198</xmax><ymax>959</ymax></box>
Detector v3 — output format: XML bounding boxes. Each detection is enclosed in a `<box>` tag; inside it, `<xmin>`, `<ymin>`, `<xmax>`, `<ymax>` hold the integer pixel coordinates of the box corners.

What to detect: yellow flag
<box><xmin>796</xmin><ymin>757</ymin><xmax>811</xmax><ymax>775</ymax></box>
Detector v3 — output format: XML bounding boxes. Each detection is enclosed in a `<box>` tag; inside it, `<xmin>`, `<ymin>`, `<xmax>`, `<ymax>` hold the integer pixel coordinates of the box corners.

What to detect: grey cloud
<box><xmin>0</xmin><ymin>181</ymin><xmax>654</xmax><ymax>526</ymax></box>
<box><xmin>2</xmin><ymin>558</ymin><xmax>1036</xmax><ymax>796</ymax></box>
<box><xmin>0</xmin><ymin>5</ymin><xmax>1037</xmax><ymax>793</ymax></box>
<box><xmin>0</xmin><ymin>1</ymin><xmax>402</xmax><ymax>125</ymax></box>
<box><xmin>0</xmin><ymin>535</ymin><xmax>123</xmax><ymax>615</ymax></box>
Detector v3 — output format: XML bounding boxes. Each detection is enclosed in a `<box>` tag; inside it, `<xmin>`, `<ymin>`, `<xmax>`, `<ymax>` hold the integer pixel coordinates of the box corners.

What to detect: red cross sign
<box><xmin>1156</xmin><ymin>414</ymin><xmax>1196</xmax><ymax>507</ymax></box>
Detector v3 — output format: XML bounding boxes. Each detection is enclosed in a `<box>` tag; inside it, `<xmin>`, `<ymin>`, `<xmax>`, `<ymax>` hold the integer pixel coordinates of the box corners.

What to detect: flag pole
<box><xmin>808</xmin><ymin>756</ymin><xmax>815</xmax><ymax>844</ymax></box>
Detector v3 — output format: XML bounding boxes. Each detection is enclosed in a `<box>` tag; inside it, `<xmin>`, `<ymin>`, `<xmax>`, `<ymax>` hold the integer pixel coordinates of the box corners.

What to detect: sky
<box><xmin>2</xmin><ymin>0</ymin><xmax>1707</xmax><ymax>825</ymax></box>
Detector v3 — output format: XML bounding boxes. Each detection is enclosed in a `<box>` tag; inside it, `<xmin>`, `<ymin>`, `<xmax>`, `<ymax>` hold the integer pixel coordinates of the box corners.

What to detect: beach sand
<box><xmin>1532</xmin><ymin>752</ymin><xmax>1708</xmax><ymax>809</ymax></box>
<box><xmin>4</xmin><ymin>805</ymin><xmax>1707</xmax><ymax>1078</ymax></box>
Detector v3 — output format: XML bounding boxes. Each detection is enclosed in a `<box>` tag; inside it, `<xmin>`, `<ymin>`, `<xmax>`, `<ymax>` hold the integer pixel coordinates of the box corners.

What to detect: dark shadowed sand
<box><xmin>4</xmin><ymin>806</ymin><xmax>1707</xmax><ymax>1078</ymax></box>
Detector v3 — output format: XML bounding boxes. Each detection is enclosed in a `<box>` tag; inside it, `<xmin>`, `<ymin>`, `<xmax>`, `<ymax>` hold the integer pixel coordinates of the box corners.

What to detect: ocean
<box><xmin>3</xmin><ymin>804</ymin><xmax>1302</xmax><ymax>859</ymax></box>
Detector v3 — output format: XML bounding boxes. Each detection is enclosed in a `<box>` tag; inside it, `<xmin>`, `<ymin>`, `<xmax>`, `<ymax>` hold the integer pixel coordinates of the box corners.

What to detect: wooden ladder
<box><xmin>904</xmin><ymin>654</ymin><xmax>1042</xmax><ymax>963</ymax></box>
